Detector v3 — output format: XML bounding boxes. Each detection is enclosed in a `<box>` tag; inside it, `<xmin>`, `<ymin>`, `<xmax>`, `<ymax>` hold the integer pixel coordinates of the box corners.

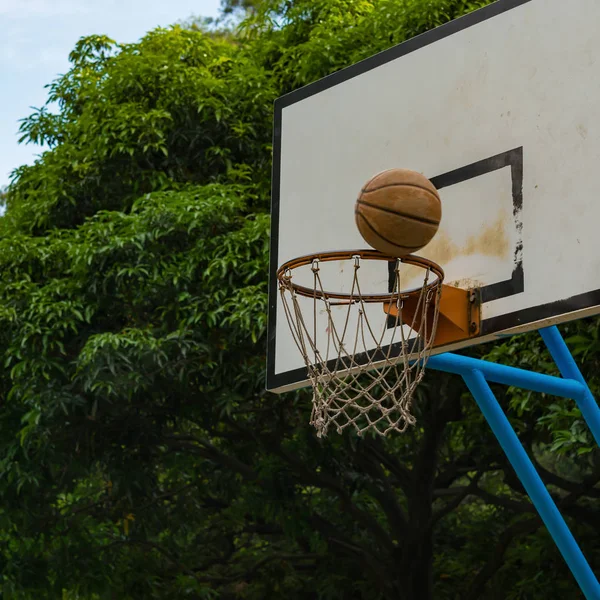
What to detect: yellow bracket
<box><xmin>384</xmin><ymin>285</ymin><xmax>481</xmax><ymax>347</ymax></box>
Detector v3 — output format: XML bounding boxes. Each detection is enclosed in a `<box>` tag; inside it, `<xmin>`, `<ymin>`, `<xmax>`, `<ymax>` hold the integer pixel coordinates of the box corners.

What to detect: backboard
<box><xmin>267</xmin><ymin>0</ymin><xmax>600</xmax><ymax>393</ymax></box>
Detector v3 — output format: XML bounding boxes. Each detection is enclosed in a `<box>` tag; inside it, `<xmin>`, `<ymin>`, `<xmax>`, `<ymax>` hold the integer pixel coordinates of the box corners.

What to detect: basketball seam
<box><xmin>356</xmin><ymin>199</ymin><xmax>440</xmax><ymax>226</ymax></box>
<box><xmin>355</xmin><ymin>213</ymin><xmax>425</xmax><ymax>252</ymax></box>
<box><xmin>361</xmin><ymin>182</ymin><xmax>439</xmax><ymax>198</ymax></box>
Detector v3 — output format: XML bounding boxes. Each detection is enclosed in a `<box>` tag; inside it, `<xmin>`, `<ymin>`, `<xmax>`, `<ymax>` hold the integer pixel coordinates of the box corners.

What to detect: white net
<box><xmin>278</xmin><ymin>252</ymin><xmax>443</xmax><ymax>437</ymax></box>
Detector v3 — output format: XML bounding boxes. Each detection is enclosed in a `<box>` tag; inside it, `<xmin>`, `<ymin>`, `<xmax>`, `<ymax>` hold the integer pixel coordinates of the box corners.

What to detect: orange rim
<box><xmin>277</xmin><ymin>249</ymin><xmax>444</xmax><ymax>303</ymax></box>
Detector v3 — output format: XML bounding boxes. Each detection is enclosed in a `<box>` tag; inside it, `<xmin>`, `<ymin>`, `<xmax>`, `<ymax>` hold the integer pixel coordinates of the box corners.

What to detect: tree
<box><xmin>1</xmin><ymin>27</ymin><xmax>277</xmax><ymax>600</ymax></box>
<box><xmin>0</xmin><ymin>2</ymin><xmax>598</xmax><ymax>599</ymax></box>
<box><xmin>220</xmin><ymin>0</ymin><xmax>263</xmax><ymax>16</ymax></box>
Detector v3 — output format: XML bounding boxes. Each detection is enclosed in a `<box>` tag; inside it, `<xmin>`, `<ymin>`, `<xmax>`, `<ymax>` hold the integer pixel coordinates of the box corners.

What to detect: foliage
<box><xmin>1</xmin><ymin>1</ymin><xmax>599</xmax><ymax>599</ymax></box>
<box><xmin>220</xmin><ymin>0</ymin><xmax>263</xmax><ymax>16</ymax></box>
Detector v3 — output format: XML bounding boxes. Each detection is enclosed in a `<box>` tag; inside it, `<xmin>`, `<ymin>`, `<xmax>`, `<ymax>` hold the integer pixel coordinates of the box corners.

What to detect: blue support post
<box><xmin>427</xmin><ymin>331</ymin><xmax>600</xmax><ymax>599</ymax></box>
<box><xmin>540</xmin><ymin>326</ymin><xmax>600</xmax><ymax>447</ymax></box>
<box><xmin>428</xmin><ymin>352</ymin><xmax>585</xmax><ymax>400</ymax></box>
<box><xmin>462</xmin><ymin>369</ymin><xmax>600</xmax><ymax>600</ymax></box>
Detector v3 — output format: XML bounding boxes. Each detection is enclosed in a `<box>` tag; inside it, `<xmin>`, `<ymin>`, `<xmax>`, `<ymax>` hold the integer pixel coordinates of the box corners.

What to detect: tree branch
<box><xmin>362</xmin><ymin>438</ymin><xmax>412</xmax><ymax>493</ymax></box>
<box><xmin>163</xmin><ymin>435</ymin><xmax>258</xmax><ymax>481</ymax></box>
<box><xmin>464</xmin><ymin>517</ymin><xmax>540</xmax><ymax>600</ymax></box>
<box><xmin>351</xmin><ymin>444</ymin><xmax>409</xmax><ymax>537</ymax></box>
<box><xmin>472</xmin><ymin>487</ymin><xmax>536</xmax><ymax>514</ymax></box>
<box><xmin>193</xmin><ymin>553</ymin><xmax>318</xmax><ymax>584</ymax></box>
<box><xmin>527</xmin><ymin>440</ymin><xmax>600</xmax><ymax>498</ymax></box>
<box><xmin>432</xmin><ymin>473</ymin><xmax>482</xmax><ymax>524</ymax></box>
<box><xmin>308</xmin><ymin>512</ymin><xmax>396</xmax><ymax>600</ymax></box>
<box><xmin>274</xmin><ymin>444</ymin><xmax>396</xmax><ymax>554</ymax></box>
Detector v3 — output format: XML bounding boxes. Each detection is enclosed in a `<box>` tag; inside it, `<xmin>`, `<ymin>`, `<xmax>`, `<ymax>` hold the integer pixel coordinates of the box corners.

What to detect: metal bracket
<box><xmin>384</xmin><ymin>284</ymin><xmax>481</xmax><ymax>346</ymax></box>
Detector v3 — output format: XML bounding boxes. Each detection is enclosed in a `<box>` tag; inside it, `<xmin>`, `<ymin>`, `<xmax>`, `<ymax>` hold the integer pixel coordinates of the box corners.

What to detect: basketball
<box><xmin>355</xmin><ymin>169</ymin><xmax>442</xmax><ymax>257</ymax></box>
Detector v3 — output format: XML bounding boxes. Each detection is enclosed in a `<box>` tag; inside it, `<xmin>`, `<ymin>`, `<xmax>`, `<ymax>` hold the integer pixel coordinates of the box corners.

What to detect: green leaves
<box><xmin>7</xmin><ymin>27</ymin><xmax>275</xmax><ymax>234</ymax></box>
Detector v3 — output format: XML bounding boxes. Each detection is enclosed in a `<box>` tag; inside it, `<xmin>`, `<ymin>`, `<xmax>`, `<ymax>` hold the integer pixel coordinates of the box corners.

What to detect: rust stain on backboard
<box><xmin>400</xmin><ymin>210</ymin><xmax>511</xmax><ymax>288</ymax></box>
<box><xmin>428</xmin><ymin>210</ymin><xmax>510</xmax><ymax>263</ymax></box>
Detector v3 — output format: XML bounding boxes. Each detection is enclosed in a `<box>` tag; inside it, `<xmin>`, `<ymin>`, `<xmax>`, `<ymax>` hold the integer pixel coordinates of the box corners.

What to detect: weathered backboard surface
<box><xmin>267</xmin><ymin>0</ymin><xmax>600</xmax><ymax>392</ymax></box>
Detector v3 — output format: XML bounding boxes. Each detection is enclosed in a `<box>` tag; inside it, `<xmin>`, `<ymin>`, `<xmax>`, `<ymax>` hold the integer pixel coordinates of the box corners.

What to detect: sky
<box><xmin>0</xmin><ymin>0</ymin><xmax>223</xmax><ymax>188</ymax></box>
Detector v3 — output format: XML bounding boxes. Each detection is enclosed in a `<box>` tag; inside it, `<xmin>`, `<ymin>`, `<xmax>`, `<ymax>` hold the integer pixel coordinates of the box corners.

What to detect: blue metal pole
<box><xmin>428</xmin><ymin>352</ymin><xmax>586</xmax><ymax>400</ymax></box>
<box><xmin>540</xmin><ymin>326</ymin><xmax>600</xmax><ymax>447</ymax></box>
<box><xmin>462</xmin><ymin>368</ymin><xmax>600</xmax><ymax>600</ymax></box>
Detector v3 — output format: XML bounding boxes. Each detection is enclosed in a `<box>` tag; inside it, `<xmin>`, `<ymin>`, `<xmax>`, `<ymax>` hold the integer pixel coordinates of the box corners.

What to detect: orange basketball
<box><xmin>355</xmin><ymin>169</ymin><xmax>442</xmax><ymax>257</ymax></box>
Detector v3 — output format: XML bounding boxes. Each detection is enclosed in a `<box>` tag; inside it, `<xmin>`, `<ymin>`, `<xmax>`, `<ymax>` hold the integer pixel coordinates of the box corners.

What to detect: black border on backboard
<box><xmin>386</xmin><ymin>146</ymin><xmax>524</xmax><ymax>327</ymax></box>
<box><xmin>426</xmin><ymin>146</ymin><xmax>523</xmax><ymax>305</ymax></box>
<box><xmin>267</xmin><ymin>0</ymin><xmax>535</xmax><ymax>392</ymax></box>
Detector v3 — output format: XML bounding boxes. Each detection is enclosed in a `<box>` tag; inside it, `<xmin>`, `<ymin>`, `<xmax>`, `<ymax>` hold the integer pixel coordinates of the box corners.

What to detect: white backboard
<box><xmin>268</xmin><ymin>0</ymin><xmax>600</xmax><ymax>392</ymax></box>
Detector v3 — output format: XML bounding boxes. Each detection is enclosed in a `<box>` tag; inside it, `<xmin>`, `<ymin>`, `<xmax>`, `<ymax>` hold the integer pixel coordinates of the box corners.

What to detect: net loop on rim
<box><xmin>277</xmin><ymin>250</ymin><xmax>444</xmax><ymax>438</ymax></box>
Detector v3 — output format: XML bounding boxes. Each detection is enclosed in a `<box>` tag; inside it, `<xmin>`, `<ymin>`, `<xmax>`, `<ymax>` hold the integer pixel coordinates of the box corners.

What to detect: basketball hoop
<box><xmin>277</xmin><ymin>250</ymin><xmax>444</xmax><ymax>437</ymax></box>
